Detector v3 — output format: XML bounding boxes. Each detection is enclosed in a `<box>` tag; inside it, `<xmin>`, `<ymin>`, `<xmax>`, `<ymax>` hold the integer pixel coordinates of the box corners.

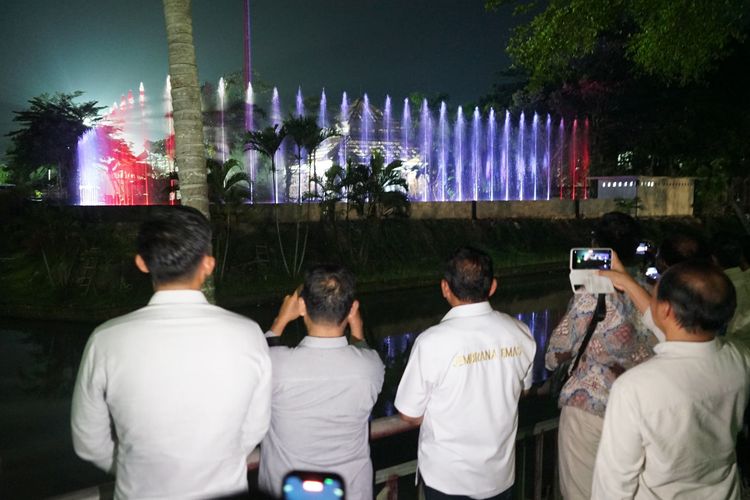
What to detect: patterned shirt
<box><xmin>545</xmin><ymin>291</ymin><xmax>657</xmax><ymax>417</ymax></box>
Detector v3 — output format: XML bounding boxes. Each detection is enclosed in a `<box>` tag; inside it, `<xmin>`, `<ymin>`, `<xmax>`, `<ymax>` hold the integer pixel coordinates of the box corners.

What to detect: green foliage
<box><xmin>488</xmin><ymin>0</ymin><xmax>749</xmax><ymax>86</ymax></box>
<box><xmin>0</xmin><ymin>163</ymin><xmax>11</xmax><ymax>184</ymax></box>
<box><xmin>344</xmin><ymin>152</ymin><xmax>410</xmax><ymax>219</ymax></box>
<box><xmin>6</xmin><ymin>92</ymin><xmax>104</xmax><ymax>200</ymax></box>
<box><xmin>207</xmin><ymin>158</ymin><xmax>250</xmax><ymax>205</ymax></box>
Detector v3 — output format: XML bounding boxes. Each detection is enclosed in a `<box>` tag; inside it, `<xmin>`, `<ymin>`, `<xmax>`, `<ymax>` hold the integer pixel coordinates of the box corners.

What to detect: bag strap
<box><xmin>568</xmin><ymin>293</ymin><xmax>607</xmax><ymax>375</ymax></box>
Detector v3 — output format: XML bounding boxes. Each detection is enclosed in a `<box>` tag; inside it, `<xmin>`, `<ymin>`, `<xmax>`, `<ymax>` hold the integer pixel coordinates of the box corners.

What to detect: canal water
<box><xmin>0</xmin><ymin>276</ymin><xmax>571</xmax><ymax>499</ymax></box>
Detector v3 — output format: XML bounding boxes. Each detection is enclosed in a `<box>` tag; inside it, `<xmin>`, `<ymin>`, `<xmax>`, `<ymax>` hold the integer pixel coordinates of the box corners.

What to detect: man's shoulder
<box><xmin>92</xmin><ymin>303</ymin><xmax>263</xmax><ymax>340</ymax></box>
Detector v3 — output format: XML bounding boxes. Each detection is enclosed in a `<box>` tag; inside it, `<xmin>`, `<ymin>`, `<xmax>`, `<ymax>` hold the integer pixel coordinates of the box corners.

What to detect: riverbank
<box><xmin>0</xmin><ymin>200</ymin><xmax>734</xmax><ymax>323</ymax></box>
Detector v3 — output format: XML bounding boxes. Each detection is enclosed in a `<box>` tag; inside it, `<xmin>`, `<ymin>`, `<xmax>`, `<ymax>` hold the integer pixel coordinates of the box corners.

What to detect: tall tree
<box><xmin>162</xmin><ymin>0</ymin><xmax>209</xmax><ymax>217</ymax></box>
<box><xmin>6</xmin><ymin>92</ymin><xmax>103</xmax><ymax>200</ymax></box>
<box><xmin>488</xmin><ymin>0</ymin><xmax>750</xmax><ymax>87</ymax></box>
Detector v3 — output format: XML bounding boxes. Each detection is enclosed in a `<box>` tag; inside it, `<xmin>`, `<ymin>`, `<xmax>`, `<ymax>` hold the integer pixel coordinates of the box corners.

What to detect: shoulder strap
<box><xmin>568</xmin><ymin>293</ymin><xmax>607</xmax><ymax>375</ymax></box>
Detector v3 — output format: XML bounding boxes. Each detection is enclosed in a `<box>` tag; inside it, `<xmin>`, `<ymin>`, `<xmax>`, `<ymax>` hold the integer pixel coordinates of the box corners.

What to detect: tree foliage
<box><xmin>488</xmin><ymin>0</ymin><xmax>749</xmax><ymax>86</ymax></box>
<box><xmin>6</xmin><ymin>92</ymin><xmax>103</xmax><ymax>199</ymax></box>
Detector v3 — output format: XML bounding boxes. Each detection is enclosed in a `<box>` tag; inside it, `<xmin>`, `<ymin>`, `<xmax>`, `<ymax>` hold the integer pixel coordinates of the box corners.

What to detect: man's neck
<box><xmin>306</xmin><ymin>324</ymin><xmax>346</xmax><ymax>338</ymax></box>
<box><xmin>664</xmin><ymin>327</ymin><xmax>716</xmax><ymax>343</ymax></box>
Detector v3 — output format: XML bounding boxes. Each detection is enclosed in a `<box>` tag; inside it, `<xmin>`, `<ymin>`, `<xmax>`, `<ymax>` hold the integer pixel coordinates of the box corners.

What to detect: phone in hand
<box><xmin>282</xmin><ymin>471</ymin><xmax>345</xmax><ymax>500</ymax></box>
<box><xmin>570</xmin><ymin>248</ymin><xmax>613</xmax><ymax>270</ymax></box>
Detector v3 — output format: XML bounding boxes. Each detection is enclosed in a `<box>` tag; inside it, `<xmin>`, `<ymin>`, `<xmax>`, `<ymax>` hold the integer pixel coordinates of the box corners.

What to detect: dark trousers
<box><xmin>422</xmin><ymin>481</ymin><xmax>513</xmax><ymax>500</ymax></box>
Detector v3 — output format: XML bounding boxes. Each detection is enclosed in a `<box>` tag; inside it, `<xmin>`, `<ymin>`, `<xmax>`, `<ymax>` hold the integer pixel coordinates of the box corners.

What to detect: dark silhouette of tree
<box><xmin>6</xmin><ymin>92</ymin><xmax>103</xmax><ymax>201</ymax></box>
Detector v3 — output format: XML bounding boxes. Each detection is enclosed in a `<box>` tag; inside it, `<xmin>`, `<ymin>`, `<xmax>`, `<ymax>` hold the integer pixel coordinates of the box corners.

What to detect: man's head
<box><xmin>135</xmin><ymin>206</ymin><xmax>215</xmax><ymax>289</ymax></box>
<box><xmin>712</xmin><ymin>232</ymin><xmax>745</xmax><ymax>270</ymax></box>
<box><xmin>300</xmin><ymin>264</ymin><xmax>356</xmax><ymax>327</ymax></box>
<box><xmin>442</xmin><ymin>247</ymin><xmax>497</xmax><ymax>305</ymax></box>
<box><xmin>592</xmin><ymin>212</ymin><xmax>641</xmax><ymax>266</ymax></box>
<box><xmin>652</xmin><ymin>260</ymin><xmax>736</xmax><ymax>339</ymax></box>
<box><xmin>656</xmin><ymin>232</ymin><xmax>710</xmax><ymax>272</ymax></box>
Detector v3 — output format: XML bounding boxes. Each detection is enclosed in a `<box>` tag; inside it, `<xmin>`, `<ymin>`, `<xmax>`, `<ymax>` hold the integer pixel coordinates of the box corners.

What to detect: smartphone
<box><xmin>636</xmin><ymin>241</ymin><xmax>651</xmax><ymax>255</ymax></box>
<box><xmin>570</xmin><ymin>248</ymin><xmax>613</xmax><ymax>270</ymax></box>
<box><xmin>645</xmin><ymin>266</ymin><xmax>659</xmax><ymax>280</ymax></box>
<box><xmin>282</xmin><ymin>471</ymin><xmax>345</xmax><ymax>500</ymax></box>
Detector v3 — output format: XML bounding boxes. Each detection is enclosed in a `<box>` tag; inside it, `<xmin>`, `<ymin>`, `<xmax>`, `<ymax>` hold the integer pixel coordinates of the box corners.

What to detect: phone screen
<box><xmin>283</xmin><ymin>471</ymin><xmax>345</xmax><ymax>500</ymax></box>
<box><xmin>570</xmin><ymin>248</ymin><xmax>613</xmax><ymax>270</ymax></box>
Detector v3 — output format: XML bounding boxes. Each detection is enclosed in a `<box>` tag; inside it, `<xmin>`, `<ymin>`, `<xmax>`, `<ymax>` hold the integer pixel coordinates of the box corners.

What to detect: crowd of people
<box><xmin>70</xmin><ymin>206</ymin><xmax>750</xmax><ymax>499</ymax></box>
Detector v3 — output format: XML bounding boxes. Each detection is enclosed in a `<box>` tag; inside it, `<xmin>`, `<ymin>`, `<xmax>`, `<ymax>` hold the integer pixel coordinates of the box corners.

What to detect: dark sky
<box><xmin>0</xmin><ymin>0</ymin><xmax>518</xmax><ymax>157</ymax></box>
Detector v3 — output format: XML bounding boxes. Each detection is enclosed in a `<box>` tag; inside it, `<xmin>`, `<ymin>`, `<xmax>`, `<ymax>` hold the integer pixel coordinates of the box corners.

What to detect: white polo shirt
<box><xmin>592</xmin><ymin>338</ymin><xmax>750</xmax><ymax>500</ymax></box>
<box><xmin>395</xmin><ymin>301</ymin><xmax>536</xmax><ymax>498</ymax></box>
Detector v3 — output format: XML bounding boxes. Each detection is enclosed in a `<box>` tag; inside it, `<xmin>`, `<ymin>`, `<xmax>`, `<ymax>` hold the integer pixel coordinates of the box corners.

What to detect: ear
<box><xmin>200</xmin><ymin>255</ymin><xmax>216</xmax><ymax>279</ymax></box>
<box><xmin>298</xmin><ymin>296</ymin><xmax>307</xmax><ymax>317</ymax></box>
<box><xmin>440</xmin><ymin>279</ymin><xmax>452</xmax><ymax>300</ymax></box>
<box><xmin>489</xmin><ymin>278</ymin><xmax>498</xmax><ymax>298</ymax></box>
<box><xmin>135</xmin><ymin>254</ymin><xmax>150</xmax><ymax>274</ymax></box>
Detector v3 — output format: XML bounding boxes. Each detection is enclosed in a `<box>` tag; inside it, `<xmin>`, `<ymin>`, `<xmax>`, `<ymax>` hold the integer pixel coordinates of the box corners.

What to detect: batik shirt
<box><xmin>545</xmin><ymin>291</ymin><xmax>657</xmax><ymax>417</ymax></box>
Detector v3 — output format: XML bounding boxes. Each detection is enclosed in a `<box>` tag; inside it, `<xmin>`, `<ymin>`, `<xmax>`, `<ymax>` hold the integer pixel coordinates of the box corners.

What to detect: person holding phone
<box><xmin>258</xmin><ymin>265</ymin><xmax>384</xmax><ymax>500</ymax></box>
<box><xmin>546</xmin><ymin>212</ymin><xmax>658</xmax><ymax>500</ymax></box>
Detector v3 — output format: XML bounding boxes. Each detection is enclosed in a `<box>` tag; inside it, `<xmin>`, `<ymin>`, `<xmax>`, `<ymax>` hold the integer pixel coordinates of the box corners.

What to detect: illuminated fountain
<box><xmin>76</xmin><ymin>78</ymin><xmax>590</xmax><ymax>205</ymax></box>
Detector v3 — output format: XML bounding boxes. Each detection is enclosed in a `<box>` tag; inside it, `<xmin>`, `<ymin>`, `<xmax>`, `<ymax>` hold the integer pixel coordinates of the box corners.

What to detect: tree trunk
<box><xmin>162</xmin><ymin>0</ymin><xmax>209</xmax><ymax>219</ymax></box>
<box><xmin>163</xmin><ymin>0</ymin><xmax>214</xmax><ymax>302</ymax></box>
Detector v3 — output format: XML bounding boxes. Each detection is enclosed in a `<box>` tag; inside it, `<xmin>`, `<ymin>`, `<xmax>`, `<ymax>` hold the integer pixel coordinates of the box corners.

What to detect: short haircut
<box><xmin>656</xmin><ymin>260</ymin><xmax>736</xmax><ymax>334</ymax></box>
<box><xmin>443</xmin><ymin>247</ymin><xmax>494</xmax><ymax>303</ymax></box>
<box><xmin>136</xmin><ymin>206</ymin><xmax>212</xmax><ymax>286</ymax></box>
<box><xmin>592</xmin><ymin>212</ymin><xmax>641</xmax><ymax>265</ymax></box>
<box><xmin>301</xmin><ymin>264</ymin><xmax>356</xmax><ymax>325</ymax></box>
<box><xmin>712</xmin><ymin>232</ymin><xmax>743</xmax><ymax>269</ymax></box>
<box><xmin>657</xmin><ymin>232</ymin><xmax>710</xmax><ymax>268</ymax></box>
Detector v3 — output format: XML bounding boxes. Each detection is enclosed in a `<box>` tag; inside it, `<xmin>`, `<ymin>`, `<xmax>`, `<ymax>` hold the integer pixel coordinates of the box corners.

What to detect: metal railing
<box><xmin>50</xmin><ymin>415</ymin><xmax>561</xmax><ymax>500</ymax></box>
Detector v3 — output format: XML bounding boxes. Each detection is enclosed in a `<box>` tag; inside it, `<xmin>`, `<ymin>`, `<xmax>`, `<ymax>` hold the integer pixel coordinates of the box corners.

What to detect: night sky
<box><xmin>0</xmin><ymin>0</ymin><xmax>518</xmax><ymax>156</ymax></box>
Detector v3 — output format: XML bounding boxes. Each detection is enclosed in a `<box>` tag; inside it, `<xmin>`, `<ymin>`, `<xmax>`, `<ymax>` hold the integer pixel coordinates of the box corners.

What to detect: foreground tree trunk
<box><xmin>162</xmin><ymin>0</ymin><xmax>209</xmax><ymax>218</ymax></box>
<box><xmin>163</xmin><ymin>0</ymin><xmax>214</xmax><ymax>302</ymax></box>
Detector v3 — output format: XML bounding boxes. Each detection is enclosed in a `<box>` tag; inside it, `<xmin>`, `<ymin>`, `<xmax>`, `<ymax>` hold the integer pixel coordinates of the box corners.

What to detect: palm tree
<box><xmin>283</xmin><ymin>116</ymin><xmax>319</xmax><ymax>204</ymax></box>
<box><xmin>207</xmin><ymin>158</ymin><xmax>250</xmax><ymax>281</ymax></box>
<box><xmin>162</xmin><ymin>0</ymin><xmax>208</xmax><ymax>218</ymax></box>
<box><xmin>244</xmin><ymin>125</ymin><xmax>286</xmax><ymax>204</ymax></box>
<box><xmin>244</xmin><ymin>125</ymin><xmax>291</xmax><ymax>275</ymax></box>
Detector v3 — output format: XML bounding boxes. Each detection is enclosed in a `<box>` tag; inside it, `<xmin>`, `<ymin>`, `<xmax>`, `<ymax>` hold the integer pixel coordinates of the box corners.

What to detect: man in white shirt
<box><xmin>71</xmin><ymin>206</ymin><xmax>271</xmax><ymax>499</ymax></box>
<box><xmin>395</xmin><ymin>247</ymin><xmax>536</xmax><ymax>500</ymax></box>
<box><xmin>593</xmin><ymin>260</ymin><xmax>750</xmax><ymax>499</ymax></box>
<box><xmin>258</xmin><ymin>265</ymin><xmax>384</xmax><ymax>500</ymax></box>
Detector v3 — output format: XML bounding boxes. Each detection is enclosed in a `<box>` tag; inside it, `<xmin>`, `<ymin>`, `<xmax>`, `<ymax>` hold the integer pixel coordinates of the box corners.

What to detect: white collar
<box><xmin>148</xmin><ymin>290</ymin><xmax>208</xmax><ymax>305</ymax></box>
<box><xmin>442</xmin><ymin>301</ymin><xmax>493</xmax><ymax>322</ymax></box>
<box><xmin>299</xmin><ymin>336</ymin><xmax>348</xmax><ymax>348</ymax></box>
<box><xmin>654</xmin><ymin>338</ymin><xmax>720</xmax><ymax>357</ymax></box>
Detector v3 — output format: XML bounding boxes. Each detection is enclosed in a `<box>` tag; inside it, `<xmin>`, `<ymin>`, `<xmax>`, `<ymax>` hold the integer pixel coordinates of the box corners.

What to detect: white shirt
<box><xmin>258</xmin><ymin>336</ymin><xmax>384</xmax><ymax>500</ymax></box>
<box><xmin>394</xmin><ymin>302</ymin><xmax>536</xmax><ymax>498</ymax></box>
<box><xmin>71</xmin><ymin>290</ymin><xmax>272</xmax><ymax>500</ymax></box>
<box><xmin>592</xmin><ymin>338</ymin><xmax>750</xmax><ymax>500</ymax></box>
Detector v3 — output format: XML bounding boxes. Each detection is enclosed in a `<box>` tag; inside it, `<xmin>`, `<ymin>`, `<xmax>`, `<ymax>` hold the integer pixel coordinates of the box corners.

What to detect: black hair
<box><xmin>592</xmin><ymin>212</ymin><xmax>641</xmax><ymax>265</ymax></box>
<box><xmin>301</xmin><ymin>264</ymin><xmax>356</xmax><ymax>325</ymax></box>
<box><xmin>712</xmin><ymin>232</ymin><xmax>743</xmax><ymax>269</ymax></box>
<box><xmin>136</xmin><ymin>206</ymin><xmax>212</xmax><ymax>286</ymax></box>
<box><xmin>443</xmin><ymin>247</ymin><xmax>494</xmax><ymax>303</ymax></box>
<box><xmin>656</xmin><ymin>260</ymin><xmax>736</xmax><ymax>334</ymax></box>
<box><xmin>657</xmin><ymin>232</ymin><xmax>710</xmax><ymax>269</ymax></box>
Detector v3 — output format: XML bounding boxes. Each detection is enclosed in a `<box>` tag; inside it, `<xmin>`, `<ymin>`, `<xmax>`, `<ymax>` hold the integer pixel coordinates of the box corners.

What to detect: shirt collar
<box><xmin>148</xmin><ymin>290</ymin><xmax>209</xmax><ymax>305</ymax></box>
<box><xmin>299</xmin><ymin>336</ymin><xmax>348</xmax><ymax>348</ymax></box>
<box><xmin>442</xmin><ymin>301</ymin><xmax>493</xmax><ymax>322</ymax></box>
<box><xmin>653</xmin><ymin>338</ymin><xmax>721</xmax><ymax>356</ymax></box>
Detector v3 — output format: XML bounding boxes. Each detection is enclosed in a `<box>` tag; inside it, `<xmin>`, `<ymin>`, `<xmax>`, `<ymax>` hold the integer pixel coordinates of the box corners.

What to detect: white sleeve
<box><xmin>394</xmin><ymin>337</ymin><xmax>436</xmax><ymax>418</ymax></box>
<box><xmin>591</xmin><ymin>378</ymin><xmax>644</xmax><ymax>499</ymax></box>
<box><xmin>71</xmin><ymin>335</ymin><xmax>116</xmax><ymax>473</ymax></box>
<box><xmin>241</xmin><ymin>333</ymin><xmax>272</xmax><ymax>452</ymax></box>
<box><xmin>642</xmin><ymin>307</ymin><xmax>666</xmax><ymax>343</ymax></box>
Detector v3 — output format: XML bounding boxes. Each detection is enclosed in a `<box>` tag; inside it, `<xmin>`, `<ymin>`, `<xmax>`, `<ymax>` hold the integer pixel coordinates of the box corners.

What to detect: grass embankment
<box><xmin>0</xmin><ymin>199</ymin><xmax>736</xmax><ymax>322</ymax></box>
